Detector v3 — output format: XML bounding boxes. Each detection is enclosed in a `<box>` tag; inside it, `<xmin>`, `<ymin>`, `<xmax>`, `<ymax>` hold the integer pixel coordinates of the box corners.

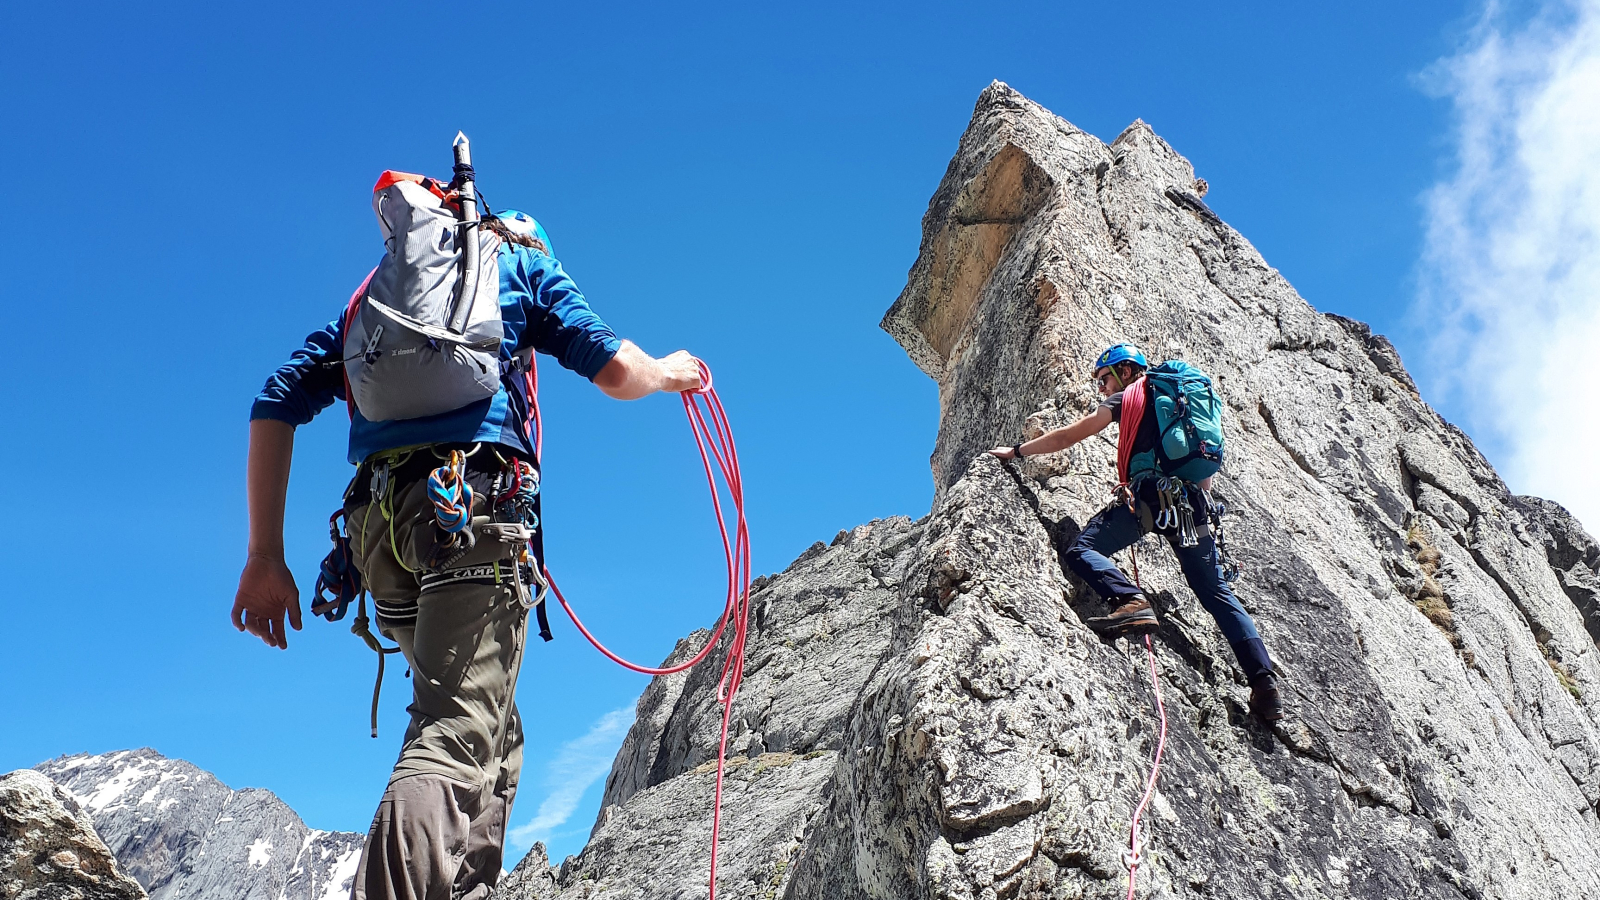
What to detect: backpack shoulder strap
<box><xmin>341</xmin><ymin>267</ymin><xmax>379</xmax><ymax>420</ymax></box>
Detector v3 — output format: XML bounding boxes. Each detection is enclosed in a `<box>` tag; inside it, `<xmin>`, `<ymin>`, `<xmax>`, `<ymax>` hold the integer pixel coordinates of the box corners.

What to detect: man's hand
<box><xmin>232</xmin><ymin>554</ymin><xmax>302</xmax><ymax>649</ymax></box>
<box><xmin>595</xmin><ymin>341</ymin><xmax>705</xmax><ymax>399</ymax></box>
<box><xmin>657</xmin><ymin>349</ymin><xmax>705</xmax><ymax>393</ymax></box>
<box><xmin>987</xmin><ymin>445</ymin><xmax>1019</xmax><ymax>459</ymax></box>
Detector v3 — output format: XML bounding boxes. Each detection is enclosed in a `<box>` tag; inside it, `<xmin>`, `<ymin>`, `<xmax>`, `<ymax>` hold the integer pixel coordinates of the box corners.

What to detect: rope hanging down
<box><xmin>541</xmin><ymin>361</ymin><xmax>751</xmax><ymax>900</ymax></box>
<box><xmin>1122</xmin><ymin>547</ymin><xmax>1170</xmax><ymax>899</ymax></box>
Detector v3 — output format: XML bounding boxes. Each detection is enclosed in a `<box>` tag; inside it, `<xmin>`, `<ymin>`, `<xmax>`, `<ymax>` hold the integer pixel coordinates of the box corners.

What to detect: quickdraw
<box><xmin>311</xmin><ymin>510</ymin><xmax>361</xmax><ymax>622</ymax></box>
<box><xmin>492</xmin><ymin>455</ymin><xmax>551</xmax><ymax>639</ymax></box>
<box><xmin>1152</xmin><ymin>476</ymin><xmax>1200</xmax><ymax>548</ymax></box>
<box><xmin>1207</xmin><ymin>496</ymin><xmax>1241</xmax><ymax>583</ymax></box>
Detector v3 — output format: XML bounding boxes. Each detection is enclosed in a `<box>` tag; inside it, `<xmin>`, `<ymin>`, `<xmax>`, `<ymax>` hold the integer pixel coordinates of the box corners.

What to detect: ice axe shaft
<box><xmin>448</xmin><ymin>131</ymin><xmax>480</xmax><ymax>335</ymax></box>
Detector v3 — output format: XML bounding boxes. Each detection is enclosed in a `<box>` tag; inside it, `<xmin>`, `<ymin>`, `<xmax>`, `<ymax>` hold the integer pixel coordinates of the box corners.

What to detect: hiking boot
<box><xmin>1249</xmin><ymin>676</ymin><xmax>1285</xmax><ymax>723</ymax></box>
<box><xmin>1086</xmin><ymin>595</ymin><xmax>1158</xmax><ymax>635</ymax></box>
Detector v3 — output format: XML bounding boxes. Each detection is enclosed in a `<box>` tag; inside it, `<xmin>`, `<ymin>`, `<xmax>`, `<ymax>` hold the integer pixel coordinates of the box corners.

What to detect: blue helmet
<box><xmin>494</xmin><ymin>209</ymin><xmax>555</xmax><ymax>257</ymax></box>
<box><xmin>1094</xmin><ymin>343</ymin><xmax>1148</xmax><ymax>372</ymax></box>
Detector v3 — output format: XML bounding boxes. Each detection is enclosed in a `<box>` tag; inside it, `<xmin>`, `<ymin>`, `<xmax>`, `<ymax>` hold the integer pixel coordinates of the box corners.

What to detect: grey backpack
<box><xmin>343</xmin><ymin>162</ymin><xmax>506</xmax><ymax>422</ymax></box>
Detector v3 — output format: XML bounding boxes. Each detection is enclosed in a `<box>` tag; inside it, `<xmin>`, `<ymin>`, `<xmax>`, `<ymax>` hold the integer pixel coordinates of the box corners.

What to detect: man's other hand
<box><xmin>986</xmin><ymin>446</ymin><xmax>1018</xmax><ymax>459</ymax></box>
<box><xmin>232</xmin><ymin>555</ymin><xmax>303</xmax><ymax>649</ymax></box>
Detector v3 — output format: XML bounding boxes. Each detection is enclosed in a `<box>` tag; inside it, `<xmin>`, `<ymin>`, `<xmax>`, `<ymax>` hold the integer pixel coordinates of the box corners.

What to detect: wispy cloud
<box><xmin>1417</xmin><ymin>0</ymin><xmax>1600</xmax><ymax>531</ymax></box>
<box><xmin>508</xmin><ymin>706</ymin><xmax>635</xmax><ymax>853</ymax></box>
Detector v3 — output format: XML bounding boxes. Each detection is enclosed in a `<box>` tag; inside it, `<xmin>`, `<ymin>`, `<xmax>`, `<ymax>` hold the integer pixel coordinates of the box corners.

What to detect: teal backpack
<box><xmin>1129</xmin><ymin>361</ymin><xmax>1225</xmax><ymax>483</ymax></box>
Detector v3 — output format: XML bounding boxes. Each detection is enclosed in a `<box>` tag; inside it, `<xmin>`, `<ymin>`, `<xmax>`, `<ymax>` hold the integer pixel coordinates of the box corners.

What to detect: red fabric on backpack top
<box><xmin>372</xmin><ymin>170</ymin><xmax>449</xmax><ymax>200</ymax></box>
<box><xmin>1116</xmin><ymin>375</ymin><xmax>1148</xmax><ymax>486</ymax></box>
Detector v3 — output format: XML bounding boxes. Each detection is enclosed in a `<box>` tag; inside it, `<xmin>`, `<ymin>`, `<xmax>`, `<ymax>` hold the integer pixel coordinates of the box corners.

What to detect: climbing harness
<box><xmin>1120</xmin><ymin>547</ymin><xmax>1170</xmax><ymax>899</ymax></box>
<box><xmin>544</xmin><ymin>360</ymin><xmax>750</xmax><ymax>900</ymax></box>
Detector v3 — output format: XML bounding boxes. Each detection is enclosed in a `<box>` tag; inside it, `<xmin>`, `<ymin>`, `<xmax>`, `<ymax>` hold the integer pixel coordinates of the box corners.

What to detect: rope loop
<box><xmin>1122</xmin><ymin>631</ymin><xmax>1169</xmax><ymax>899</ymax></box>
<box><xmin>428</xmin><ymin>450</ymin><xmax>474</xmax><ymax>534</ymax></box>
<box><xmin>691</xmin><ymin>359</ymin><xmax>714</xmax><ymax>395</ymax></box>
<box><xmin>543</xmin><ymin>361</ymin><xmax>748</xmax><ymax>900</ymax></box>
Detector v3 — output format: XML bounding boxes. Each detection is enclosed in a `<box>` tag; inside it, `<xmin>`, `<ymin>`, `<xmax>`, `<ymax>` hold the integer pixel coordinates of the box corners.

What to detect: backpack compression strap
<box><xmin>1115</xmin><ymin>376</ymin><xmax>1148</xmax><ymax>486</ymax></box>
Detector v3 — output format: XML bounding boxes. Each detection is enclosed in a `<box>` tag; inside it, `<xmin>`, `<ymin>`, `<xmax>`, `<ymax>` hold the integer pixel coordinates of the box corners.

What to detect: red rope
<box><xmin>538</xmin><ymin>360</ymin><xmax>750</xmax><ymax>900</ymax></box>
<box><xmin>1115</xmin><ymin>376</ymin><xmax>1148</xmax><ymax>486</ymax></box>
<box><xmin>1122</xmin><ymin>547</ymin><xmax>1169</xmax><ymax>899</ymax></box>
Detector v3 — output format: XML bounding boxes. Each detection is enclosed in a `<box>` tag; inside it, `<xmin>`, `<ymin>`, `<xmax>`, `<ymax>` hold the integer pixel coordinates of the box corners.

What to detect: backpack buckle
<box><xmin>363</xmin><ymin>323</ymin><xmax>385</xmax><ymax>364</ymax></box>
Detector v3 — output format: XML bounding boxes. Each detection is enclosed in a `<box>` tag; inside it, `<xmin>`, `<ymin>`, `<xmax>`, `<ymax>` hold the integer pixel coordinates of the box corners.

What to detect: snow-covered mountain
<box><xmin>35</xmin><ymin>749</ymin><xmax>363</xmax><ymax>900</ymax></box>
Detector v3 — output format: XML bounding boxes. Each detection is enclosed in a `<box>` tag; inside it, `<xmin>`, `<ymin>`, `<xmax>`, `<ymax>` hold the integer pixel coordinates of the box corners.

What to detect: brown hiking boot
<box><xmin>1086</xmin><ymin>595</ymin><xmax>1158</xmax><ymax>635</ymax></box>
<box><xmin>1249</xmin><ymin>676</ymin><xmax>1285</xmax><ymax>723</ymax></box>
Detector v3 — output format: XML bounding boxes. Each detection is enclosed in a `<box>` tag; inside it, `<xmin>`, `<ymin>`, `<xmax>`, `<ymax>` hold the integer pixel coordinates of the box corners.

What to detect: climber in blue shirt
<box><xmin>233</xmin><ymin>205</ymin><xmax>701</xmax><ymax>900</ymax></box>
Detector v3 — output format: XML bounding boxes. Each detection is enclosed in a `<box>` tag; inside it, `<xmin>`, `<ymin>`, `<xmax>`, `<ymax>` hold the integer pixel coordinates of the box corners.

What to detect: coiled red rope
<box><xmin>1123</xmin><ymin>547</ymin><xmax>1169</xmax><ymax>899</ymax></box>
<box><xmin>539</xmin><ymin>360</ymin><xmax>750</xmax><ymax>900</ymax></box>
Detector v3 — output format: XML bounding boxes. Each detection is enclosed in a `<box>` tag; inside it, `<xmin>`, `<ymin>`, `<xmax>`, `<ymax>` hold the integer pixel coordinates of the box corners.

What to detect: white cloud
<box><xmin>508</xmin><ymin>706</ymin><xmax>635</xmax><ymax>852</ymax></box>
<box><xmin>1418</xmin><ymin>0</ymin><xmax>1600</xmax><ymax>532</ymax></box>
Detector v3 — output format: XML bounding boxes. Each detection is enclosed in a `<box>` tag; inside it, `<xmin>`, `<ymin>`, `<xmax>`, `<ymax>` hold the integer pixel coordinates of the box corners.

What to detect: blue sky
<box><xmin>4</xmin><ymin>0</ymin><xmax>1595</xmax><ymax>867</ymax></box>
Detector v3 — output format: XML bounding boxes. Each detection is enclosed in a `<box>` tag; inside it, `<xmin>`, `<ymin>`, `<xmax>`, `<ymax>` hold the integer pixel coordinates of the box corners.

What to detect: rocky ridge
<box><xmin>0</xmin><ymin>769</ymin><xmax>146</xmax><ymax>900</ymax></box>
<box><xmin>498</xmin><ymin>82</ymin><xmax>1600</xmax><ymax>899</ymax></box>
<box><xmin>33</xmin><ymin>750</ymin><xmax>362</xmax><ymax>900</ymax></box>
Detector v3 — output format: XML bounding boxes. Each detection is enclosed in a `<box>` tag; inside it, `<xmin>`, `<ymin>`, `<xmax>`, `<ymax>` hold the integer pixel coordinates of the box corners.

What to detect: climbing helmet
<box><xmin>1093</xmin><ymin>343</ymin><xmax>1148</xmax><ymax>373</ymax></box>
<box><xmin>495</xmin><ymin>209</ymin><xmax>555</xmax><ymax>257</ymax></box>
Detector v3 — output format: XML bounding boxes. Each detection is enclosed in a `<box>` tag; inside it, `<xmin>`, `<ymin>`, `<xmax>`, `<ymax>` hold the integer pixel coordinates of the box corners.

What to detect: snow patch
<box><xmin>317</xmin><ymin>848</ymin><xmax>362</xmax><ymax>900</ymax></box>
<box><xmin>46</xmin><ymin>756</ymin><xmax>90</xmax><ymax>774</ymax></box>
<box><xmin>248</xmin><ymin>838</ymin><xmax>273</xmax><ymax>868</ymax></box>
<box><xmin>81</xmin><ymin>762</ymin><xmax>156</xmax><ymax>811</ymax></box>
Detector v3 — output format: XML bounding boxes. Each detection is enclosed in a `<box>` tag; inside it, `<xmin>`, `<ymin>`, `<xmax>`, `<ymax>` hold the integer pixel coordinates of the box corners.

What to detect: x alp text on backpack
<box><xmin>342</xmin><ymin>166</ymin><xmax>506</xmax><ymax>422</ymax></box>
<box><xmin>1130</xmin><ymin>360</ymin><xmax>1226</xmax><ymax>483</ymax></box>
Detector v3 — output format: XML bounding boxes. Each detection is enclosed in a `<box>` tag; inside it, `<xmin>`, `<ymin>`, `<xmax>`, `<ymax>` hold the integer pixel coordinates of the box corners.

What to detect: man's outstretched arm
<box><xmin>988</xmin><ymin>406</ymin><xmax>1114</xmax><ymax>459</ymax></box>
<box><xmin>593</xmin><ymin>340</ymin><xmax>703</xmax><ymax>399</ymax></box>
<box><xmin>232</xmin><ymin>418</ymin><xmax>303</xmax><ymax>649</ymax></box>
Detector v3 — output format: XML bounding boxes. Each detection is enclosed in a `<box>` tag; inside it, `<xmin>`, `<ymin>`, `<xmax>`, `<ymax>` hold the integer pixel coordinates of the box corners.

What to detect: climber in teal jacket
<box><xmin>989</xmin><ymin>343</ymin><xmax>1283</xmax><ymax>723</ymax></box>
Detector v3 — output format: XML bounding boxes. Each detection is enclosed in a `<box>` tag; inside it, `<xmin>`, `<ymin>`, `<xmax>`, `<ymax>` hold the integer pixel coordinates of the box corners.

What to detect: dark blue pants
<box><xmin>1065</xmin><ymin>495</ymin><xmax>1273</xmax><ymax>681</ymax></box>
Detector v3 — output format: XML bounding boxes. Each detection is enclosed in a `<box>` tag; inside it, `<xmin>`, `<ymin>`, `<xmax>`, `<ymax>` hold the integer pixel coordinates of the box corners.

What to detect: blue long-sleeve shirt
<box><xmin>252</xmin><ymin>244</ymin><xmax>621</xmax><ymax>464</ymax></box>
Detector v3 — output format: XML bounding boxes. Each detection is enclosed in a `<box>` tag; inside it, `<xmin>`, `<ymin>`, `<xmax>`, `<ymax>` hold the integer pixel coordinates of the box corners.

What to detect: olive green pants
<box><xmin>346</xmin><ymin>475</ymin><xmax>528</xmax><ymax>900</ymax></box>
